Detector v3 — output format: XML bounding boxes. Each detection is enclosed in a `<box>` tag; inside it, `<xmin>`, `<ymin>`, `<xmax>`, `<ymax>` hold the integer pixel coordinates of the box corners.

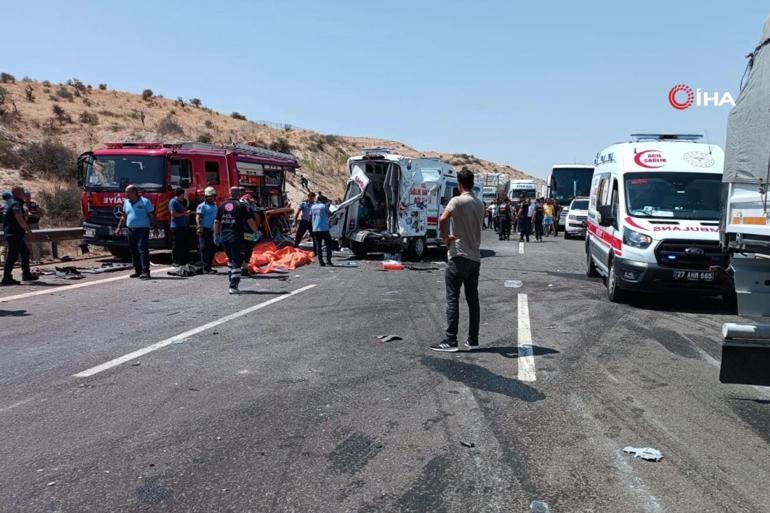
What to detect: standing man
<box><xmin>294</xmin><ymin>192</ymin><xmax>316</xmax><ymax>253</ymax></box>
<box><xmin>196</xmin><ymin>186</ymin><xmax>218</xmax><ymax>274</ymax></box>
<box><xmin>533</xmin><ymin>198</ymin><xmax>545</xmax><ymax>242</ymax></box>
<box><xmin>214</xmin><ymin>187</ymin><xmax>259</xmax><ymax>294</ymax></box>
<box><xmin>115</xmin><ymin>185</ymin><xmax>156</xmax><ymax>280</ymax></box>
<box><xmin>431</xmin><ymin>169</ymin><xmax>485</xmax><ymax>352</ymax></box>
<box><xmin>543</xmin><ymin>199</ymin><xmax>555</xmax><ymax>237</ymax></box>
<box><xmin>517</xmin><ymin>199</ymin><xmax>531</xmax><ymax>243</ymax></box>
<box><xmin>2</xmin><ymin>186</ymin><xmax>37</xmax><ymax>285</ymax></box>
<box><xmin>169</xmin><ymin>187</ymin><xmax>191</xmax><ymax>266</ymax></box>
<box><xmin>498</xmin><ymin>200</ymin><xmax>511</xmax><ymax>241</ymax></box>
<box><xmin>311</xmin><ymin>194</ymin><xmax>333</xmax><ymax>267</ymax></box>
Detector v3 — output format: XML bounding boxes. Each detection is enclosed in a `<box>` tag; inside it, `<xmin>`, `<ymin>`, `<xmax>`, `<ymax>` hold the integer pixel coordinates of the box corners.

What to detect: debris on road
<box><xmin>46</xmin><ymin>481</ymin><xmax>56</xmax><ymax>487</ymax></box>
<box><xmin>79</xmin><ymin>263</ymin><xmax>133</xmax><ymax>274</ymax></box>
<box><xmin>383</xmin><ymin>260</ymin><xmax>404</xmax><ymax>271</ymax></box>
<box><xmin>54</xmin><ymin>267</ymin><xmax>83</xmax><ymax>280</ymax></box>
<box><xmin>504</xmin><ymin>279</ymin><xmax>523</xmax><ymax>288</ymax></box>
<box><xmin>405</xmin><ymin>265</ymin><xmax>440</xmax><ymax>271</ymax></box>
<box><xmin>530</xmin><ymin>500</ymin><xmax>551</xmax><ymax>512</ymax></box>
<box><xmin>131</xmin><ymin>362</ymin><xmax>141</xmax><ymax>367</ymax></box>
<box><xmin>460</xmin><ymin>440</ymin><xmax>475</xmax><ymax>448</ymax></box>
<box><xmin>336</xmin><ymin>261</ymin><xmax>359</xmax><ymax>267</ymax></box>
<box><xmin>623</xmin><ymin>446</ymin><xmax>663</xmax><ymax>462</ymax></box>
<box><xmin>376</xmin><ymin>334</ymin><xmax>403</xmax><ymax>343</ymax></box>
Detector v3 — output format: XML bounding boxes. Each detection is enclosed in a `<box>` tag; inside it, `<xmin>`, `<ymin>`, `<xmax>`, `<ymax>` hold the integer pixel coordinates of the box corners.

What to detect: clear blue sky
<box><xmin>1</xmin><ymin>1</ymin><xmax>767</xmax><ymax>178</ymax></box>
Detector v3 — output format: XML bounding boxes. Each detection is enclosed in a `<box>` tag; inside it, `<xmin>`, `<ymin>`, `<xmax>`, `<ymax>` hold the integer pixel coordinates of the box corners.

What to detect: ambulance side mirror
<box><xmin>597</xmin><ymin>205</ymin><xmax>615</xmax><ymax>227</ymax></box>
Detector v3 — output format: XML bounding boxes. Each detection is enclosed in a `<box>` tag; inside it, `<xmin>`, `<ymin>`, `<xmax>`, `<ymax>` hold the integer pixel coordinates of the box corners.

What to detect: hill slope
<box><xmin>0</xmin><ymin>76</ymin><xmax>538</xmax><ymax>224</ymax></box>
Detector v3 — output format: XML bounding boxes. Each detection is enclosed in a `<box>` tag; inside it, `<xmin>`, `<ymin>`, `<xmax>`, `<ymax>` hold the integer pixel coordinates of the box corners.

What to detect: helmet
<box><xmin>204</xmin><ymin>187</ymin><xmax>216</xmax><ymax>197</ymax></box>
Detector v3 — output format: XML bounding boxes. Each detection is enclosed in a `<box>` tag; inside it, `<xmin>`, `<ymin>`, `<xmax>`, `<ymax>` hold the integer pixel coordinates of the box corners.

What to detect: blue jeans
<box><xmin>127</xmin><ymin>228</ymin><xmax>150</xmax><ymax>274</ymax></box>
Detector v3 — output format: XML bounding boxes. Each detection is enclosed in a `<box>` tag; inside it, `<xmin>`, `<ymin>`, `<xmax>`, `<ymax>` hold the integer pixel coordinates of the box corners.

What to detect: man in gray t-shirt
<box><xmin>431</xmin><ymin>169</ymin><xmax>485</xmax><ymax>352</ymax></box>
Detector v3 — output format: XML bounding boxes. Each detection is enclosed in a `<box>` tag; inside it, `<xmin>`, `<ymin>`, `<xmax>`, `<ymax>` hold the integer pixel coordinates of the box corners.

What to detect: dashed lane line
<box><xmin>0</xmin><ymin>268</ymin><xmax>173</xmax><ymax>304</ymax></box>
<box><xmin>519</xmin><ymin>242</ymin><xmax>525</xmax><ymax>255</ymax></box>
<box><xmin>517</xmin><ymin>293</ymin><xmax>537</xmax><ymax>382</ymax></box>
<box><xmin>73</xmin><ymin>284</ymin><xmax>317</xmax><ymax>378</ymax></box>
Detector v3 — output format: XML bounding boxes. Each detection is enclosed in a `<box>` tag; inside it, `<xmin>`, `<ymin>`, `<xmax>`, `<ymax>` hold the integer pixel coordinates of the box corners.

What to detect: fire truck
<box><xmin>77</xmin><ymin>142</ymin><xmax>299</xmax><ymax>258</ymax></box>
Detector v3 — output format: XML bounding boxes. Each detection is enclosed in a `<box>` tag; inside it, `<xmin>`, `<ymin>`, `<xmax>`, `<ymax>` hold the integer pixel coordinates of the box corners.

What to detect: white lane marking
<box><xmin>0</xmin><ymin>397</ymin><xmax>34</xmax><ymax>414</ymax></box>
<box><xmin>518</xmin><ymin>242</ymin><xmax>524</xmax><ymax>254</ymax></box>
<box><xmin>73</xmin><ymin>284</ymin><xmax>317</xmax><ymax>378</ymax></box>
<box><xmin>0</xmin><ymin>268</ymin><xmax>173</xmax><ymax>304</ymax></box>
<box><xmin>517</xmin><ymin>293</ymin><xmax>537</xmax><ymax>382</ymax></box>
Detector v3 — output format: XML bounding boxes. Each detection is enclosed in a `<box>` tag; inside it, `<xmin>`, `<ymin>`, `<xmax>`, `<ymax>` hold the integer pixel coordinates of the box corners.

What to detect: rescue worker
<box><xmin>214</xmin><ymin>187</ymin><xmax>259</xmax><ymax>294</ymax></box>
<box><xmin>498</xmin><ymin>200</ymin><xmax>511</xmax><ymax>240</ymax></box>
<box><xmin>115</xmin><ymin>185</ymin><xmax>157</xmax><ymax>280</ymax></box>
<box><xmin>517</xmin><ymin>199</ymin><xmax>531</xmax><ymax>243</ymax></box>
<box><xmin>195</xmin><ymin>187</ymin><xmax>218</xmax><ymax>274</ymax></box>
<box><xmin>2</xmin><ymin>186</ymin><xmax>37</xmax><ymax>285</ymax></box>
<box><xmin>169</xmin><ymin>187</ymin><xmax>191</xmax><ymax>266</ymax></box>
<box><xmin>311</xmin><ymin>194</ymin><xmax>333</xmax><ymax>266</ymax></box>
<box><xmin>239</xmin><ymin>193</ymin><xmax>262</xmax><ymax>275</ymax></box>
<box><xmin>431</xmin><ymin>168</ymin><xmax>485</xmax><ymax>352</ymax></box>
<box><xmin>294</xmin><ymin>191</ymin><xmax>316</xmax><ymax>253</ymax></box>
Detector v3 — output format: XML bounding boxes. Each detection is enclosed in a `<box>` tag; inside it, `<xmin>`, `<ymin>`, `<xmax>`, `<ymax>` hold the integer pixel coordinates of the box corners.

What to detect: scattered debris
<box><xmin>383</xmin><ymin>290</ymin><xmax>399</xmax><ymax>295</ymax></box>
<box><xmin>405</xmin><ymin>265</ymin><xmax>440</xmax><ymax>271</ymax></box>
<box><xmin>212</xmin><ymin>331</ymin><xmax>219</xmax><ymax>335</ymax></box>
<box><xmin>336</xmin><ymin>261</ymin><xmax>359</xmax><ymax>267</ymax></box>
<box><xmin>79</xmin><ymin>263</ymin><xmax>133</xmax><ymax>274</ymax></box>
<box><xmin>460</xmin><ymin>440</ymin><xmax>475</xmax><ymax>448</ymax></box>
<box><xmin>530</xmin><ymin>500</ymin><xmax>551</xmax><ymax>513</ymax></box>
<box><xmin>623</xmin><ymin>446</ymin><xmax>663</xmax><ymax>462</ymax></box>
<box><xmin>46</xmin><ymin>481</ymin><xmax>56</xmax><ymax>487</ymax></box>
<box><xmin>188</xmin><ymin>387</ymin><xmax>200</xmax><ymax>392</ymax></box>
<box><xmin>60</xmin><ymin>255</ymin><xmax>73</xmax><ymax>262</ymax></box>
<box><xmin>131</xmin><ymin>362</ymin><xmax>141</xmax><ymax>367</ymax></box>
<box><xmin>377</xmin><ymin>334</ymin><xmax>403</xmax><ymax>343</ymax></box>
<box><xmin>547</xmin><ymin>283</ymin><xmax>553</xmax><ymax>287</ymax></box>
<box><xmin>54</xmin><ymin>267</ymin><xmax>83</xmax><ymax>280</ymax></box>
<box><xmin>504</xmin><ymin>280</ymin><xmax>523</xmax><ymax>288</ymax></box>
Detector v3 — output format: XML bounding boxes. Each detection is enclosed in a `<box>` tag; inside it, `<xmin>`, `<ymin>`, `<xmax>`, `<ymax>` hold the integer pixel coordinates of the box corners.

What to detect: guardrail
<box><xmin>0</xmin><ymin>227</ymin><xmax>83</xmax><ymax>260</ymax></box>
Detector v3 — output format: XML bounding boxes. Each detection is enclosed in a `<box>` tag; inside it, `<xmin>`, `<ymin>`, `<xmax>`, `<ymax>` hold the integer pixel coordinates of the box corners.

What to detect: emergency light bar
<box><xmin>631</xmin><ymin>134</ymin><xmax>703</xmax><ymax>142</ymax></box>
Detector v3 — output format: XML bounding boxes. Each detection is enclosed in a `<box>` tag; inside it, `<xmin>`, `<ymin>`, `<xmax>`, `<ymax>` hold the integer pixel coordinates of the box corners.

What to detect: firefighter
<box><xmin>214</xmin><ymin>187</ymin><xmax>260</xmax><ymax>294</ymax></box>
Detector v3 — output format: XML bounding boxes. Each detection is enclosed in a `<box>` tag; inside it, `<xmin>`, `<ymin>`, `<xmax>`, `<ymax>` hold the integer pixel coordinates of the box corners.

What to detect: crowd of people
<box><xmin>484</xmin><ymin>197</ymin><xmax>559</xmax><ymax>243</ymax></box>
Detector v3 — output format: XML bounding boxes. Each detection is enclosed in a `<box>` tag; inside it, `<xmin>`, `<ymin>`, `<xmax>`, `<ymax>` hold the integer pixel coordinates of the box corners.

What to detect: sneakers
<box><xmin>1</xmin><ymin>278</ymin><xmax>21</xmax><ymax>286</ymax></box>
<box><xmin>430</xmin><ymin>339</ymin><xmax>459</xmax><ymax>353</ymax></box>
<box><xmin>129</xmin><ymin>272</ymin><xmax>141</xmax><ymax>278</ymax></box>
<box><xmin>459</xmin><ymin>340</ymin><xmax>479</xmax><ymax>352</ymax></box>
<box><xmin>22</xmin><ymin>274</ymin><xmax>39</xmax><ymax>282</ymax></box>
<box><xmin>139</xmin><ymin>273</ymin><xmax>151</xmax><ymax>280</ymax></box>
<box><xmin>228</xmin><ymin>287</ymin><xmax>240</xmax><ymax>295</ymax></box>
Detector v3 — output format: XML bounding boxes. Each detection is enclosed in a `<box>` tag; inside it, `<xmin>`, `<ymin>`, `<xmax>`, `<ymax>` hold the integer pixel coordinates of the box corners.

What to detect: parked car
<box><xmin>564</xmin><ymin>197</ymin><xmax>589</xmax><ymax>239</ymax></box>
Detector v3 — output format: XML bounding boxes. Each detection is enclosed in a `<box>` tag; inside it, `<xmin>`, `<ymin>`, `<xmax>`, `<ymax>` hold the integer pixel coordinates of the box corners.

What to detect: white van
<box><xmin>330</xmin><ymin>148</ymin><xmax>481</xmax><ymax>259</ymax></box>
<box><xmin>586</xmin><ymin>134</ymin><xmax>731</xmax><ymax>302</ymax></box>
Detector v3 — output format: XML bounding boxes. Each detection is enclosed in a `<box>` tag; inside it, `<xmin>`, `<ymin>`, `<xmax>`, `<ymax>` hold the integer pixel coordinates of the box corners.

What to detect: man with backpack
<box><xmin>214</xmin><ymin>187</ymin><xmax>260</xmax><ymax>294</ymax></box>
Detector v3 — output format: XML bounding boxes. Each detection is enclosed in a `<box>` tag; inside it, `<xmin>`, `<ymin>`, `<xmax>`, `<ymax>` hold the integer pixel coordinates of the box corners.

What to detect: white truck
<box><xmin>330</xmin><ymin>148</ymin><xmax>481</xmax><ymax>260</ymax></box>
<box><xmin>507</xmin><ymin>179</ymin><xmax>537</xmax><ymax>202</ymax></box>
<box><xmin>719</xmin><ymin>17</ymin><xmax>770</xmax><ymax>387</ymax></box>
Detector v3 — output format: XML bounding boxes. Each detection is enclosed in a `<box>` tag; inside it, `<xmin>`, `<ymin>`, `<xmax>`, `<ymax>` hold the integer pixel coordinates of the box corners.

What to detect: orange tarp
<box><xmin>248</xmin><ymin>242</ymin><xmax>315</xmax><ymax>274</ymax></box>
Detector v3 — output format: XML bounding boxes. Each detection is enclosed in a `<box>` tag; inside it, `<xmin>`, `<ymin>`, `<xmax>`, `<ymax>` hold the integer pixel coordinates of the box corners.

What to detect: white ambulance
<box><xmin>330</xmin><ymin>148</ymin><xmax>481</xmax><ymax>260</ymax></box>
<box><xmin>586</xmin><ymin>134</ymin><xmax>732</xmax><ymax>302</ymax></box>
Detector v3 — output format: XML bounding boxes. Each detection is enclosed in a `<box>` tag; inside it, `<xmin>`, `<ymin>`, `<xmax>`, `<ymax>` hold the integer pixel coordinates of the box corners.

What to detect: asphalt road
<box><xmin>2</xmin><ymin>231</ymin><xmax>769</xmax><ymax>513</ymax></box>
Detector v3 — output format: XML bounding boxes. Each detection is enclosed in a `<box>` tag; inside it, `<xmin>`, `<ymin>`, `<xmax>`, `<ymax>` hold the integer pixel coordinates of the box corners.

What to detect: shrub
<box><xmin>52</xmin><ymin>104</ymin><xmax>72</xmax><ymax>124</ymax></box>
<box><xmin>24</xmin><ymin>85</ymin><xmax>34</xmax><ymax>102</ymax></box>
<box><xmin>0</xmin><ymin>139</ymin><xmax>23</xmax><ymax>167</ymax></box>
<box><xmin>38</xmin><ymin>185</ymin><xmax>82</xmax><ymax>224</ymax></box>
<box><xmin>19</xmin><ymin>139</ymin><xmax>77</xmax><ymax>180</ymax></box>
<box><xmin>21</xmin><ymin>76</ymin><xmax>32</xmax><ymax>82</ymax></box>
<box><xmin>230</xmin><ymin>112</ymin><xmax>246</xmax><ymax>121</ymax></box>
<box><xmin>204</xmin><ymin>119</ymin><xmax>214</xmax><ymax>129</ymax></box>
<box><xmin>56</xmin><ymin>87</ymin><xmax>74</xmax><ymax>101</ymax></box>
<box><xmin>189</xmin><ymin>98</ymin><xmax>201</xmax><ymax>108</ymax></box>
<box><xmin>69</xmin><ymin>78</ymin><xmax>87</xmax><ymax>94</ymax></box>
<box><xmin>0</xmin><ymin>72</ymin><xmax>16</xmax><ymax>84</ymax></box>
<box><xmin>99</xmin><ymin>110</ymin><xmax>120</xmax><ymax>117</ymax></box>
<box><xmin>142</xmin><ymin>89</ymin><xmax>154</xmax><ymax>101</ymax></box>
<box><xmin>157</xmin><ymin>114</ymin><xmax>184</xmax><ymax>136</ymax></box>
<box><xmin>269</xmin><ymin>137</ymin><xmax>292</xmax><ymax>153</ymax></box>
<box><xmin>98</xmin><ymin>83</ymin><xmax>107</xmax><ymax>90</ymax></box>
<box><xmin>196</xmin><ymin>132</ymin><xmax>213</xmax><ymax>144</ymax></box>
<box><xmin>82</xmin><ymin>97</ymin><xmax>92</xmax><ymax>107</ymax></box>
<box><xmin>79</xmin><ymin>111</ymin><xmax>99</xmax><ymax>125</ymax></box>
<box><xmin>42</xmin><ymin>80</ymin><xmax>51</xmax><ymax>87</ymax></box>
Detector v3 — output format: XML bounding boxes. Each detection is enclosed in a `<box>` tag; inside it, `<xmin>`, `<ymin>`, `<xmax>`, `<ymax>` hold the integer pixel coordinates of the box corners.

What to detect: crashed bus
<box><xmin>330</xmin><ymin>148</ymin><xmax>481</xmax><ymax>260</ymax></box>
<box><xmin>77</xmin><ymin>142</ymin><xmax>299</xmax><ymax>258</ymax></box>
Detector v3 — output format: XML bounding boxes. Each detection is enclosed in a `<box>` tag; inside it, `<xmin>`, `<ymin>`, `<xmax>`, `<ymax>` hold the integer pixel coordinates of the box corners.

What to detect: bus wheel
<box><xmin>108</xmin><ymin>246</ymin><xmax>131</xmax><ymax>261</ymax></box>
<box><xmin>408</xmin><ymin>237</ymin><xmax>426</xmax><ymax>261</ymax></box>
<box><xmin>606</xmin><ymin>258</ymin><xmax>626</xmax><ymax>303</ymax></box>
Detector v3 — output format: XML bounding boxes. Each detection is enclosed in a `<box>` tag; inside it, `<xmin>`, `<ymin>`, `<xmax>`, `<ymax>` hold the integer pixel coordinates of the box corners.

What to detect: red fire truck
<box><xmin>77</xmin><ymin>142</ymin><xmax>299</xmax><ymax>258</ymax></box>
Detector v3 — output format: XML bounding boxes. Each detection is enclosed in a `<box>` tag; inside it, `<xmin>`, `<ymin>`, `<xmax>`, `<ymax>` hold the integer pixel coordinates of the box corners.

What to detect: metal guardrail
<box><xmin>0</xmin><ymin>227</ymin><xmax>84</xmax><ymax>259</ymax></box>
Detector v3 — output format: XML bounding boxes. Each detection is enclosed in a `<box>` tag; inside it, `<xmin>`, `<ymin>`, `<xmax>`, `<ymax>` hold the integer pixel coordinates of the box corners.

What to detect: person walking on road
<box><xmin>498</xmin><ymin>200</ymin><xmax>511</xmax><ymax>240</ymax></box>
<box><xmin>115</xmin><ymin>185</ymin><xmax>156</xmax><ymax>280</ymax></box>
<box><xmin>2</xmin><ymin>186</ymin><xmax>38</xmax><ymax>285</ymax></box>
<box><xmin>517</xmin><ymin>199</ymin><xmax>531</xmax><ymax>243</ymax></box>
<box><xmin>169</xmin><ymin>187</ymin><xmax>191</xmax><ymax>266</ymax></box>
<box><xmin>543</xmin><ymin>199</ymin><xmax>555</xmax><ymax>237</ymax></box>
<box><xmin>196</xmin><ymin>187</ymin><xmax>218</xmax><ymax>274</ymax></box>
<box><xmin>294</xmin><ymin>192</ymin><xmax>317</xmax><ymax>253</ymax></box>
<box><xmin>431</xmin><ymin>169</ymin><xmax>485</xmax><ymax>353</ymax></box>
<box><xmin>533</xmin><ymin>198</ymin><xmax>545</xmax><ymax>242</ymax></box>
<box><xmin>311</xmin><ymin>194</ymin><xmax>333</xmax><ymax>266</ymax></box>
<box><xmin>214</xmin><ymin>187</ymin><xmax>260</xmax><ymax>294</ymax></box>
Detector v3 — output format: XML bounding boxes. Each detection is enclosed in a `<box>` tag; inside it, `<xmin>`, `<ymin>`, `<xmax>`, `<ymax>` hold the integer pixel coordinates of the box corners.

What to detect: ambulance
<box><xmin>330</xmin><ymin>148</ymin><xmax>480</xmax><ymax>260</ymax></box>
<box><xmin>586</xmin><ymin>134</ymin><xmax>732</xmax><ymax>302</ymax></box>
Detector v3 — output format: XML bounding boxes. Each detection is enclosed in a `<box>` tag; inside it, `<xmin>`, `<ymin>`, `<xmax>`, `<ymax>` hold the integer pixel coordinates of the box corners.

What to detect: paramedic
<box><xmin>311</xmin><ymin>195</ymin><xmax>334</xmax><ymax>266</ymax></box>
<box><xmin>431</xmin><ymin>169</ymin><xmax>485</xmax><ymax>353</ymax></box>
<box><xmin>214</xmin><ymin>187</ymin><xmax>259</xmax><ymax>294</ymax></box>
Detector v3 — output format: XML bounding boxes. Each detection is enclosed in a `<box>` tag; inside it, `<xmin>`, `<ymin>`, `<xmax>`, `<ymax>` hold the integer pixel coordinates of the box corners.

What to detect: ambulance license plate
<box><xmin>673</xmin><ymin>270</ymin><xmax>714</xmax><ymax>282</ymax></box>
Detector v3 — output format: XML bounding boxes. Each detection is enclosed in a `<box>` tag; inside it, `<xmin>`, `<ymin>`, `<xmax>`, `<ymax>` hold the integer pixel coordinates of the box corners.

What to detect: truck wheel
<box><xmin>606</xmin><ymin>259</ymin><xmax>626</xmax><ymax>303</ymax></box>
<box><xmin>586</xmin><ymin>245</ymin><xmax>599</xmax><ymax>278</ymax></box>
<box><xmin>350</xmin><ymin>242</ymin><xmax>368</xmax><ymax>259</ymax></box>
<box><xmin>408</xmin><ymin>237</ymin><xmax>426</xmax><ymax>261</ymax></box>
<box><xmin>108</xmin><ymin>247</ymin><xmax>132</xmax><ymax>261</ymax></box>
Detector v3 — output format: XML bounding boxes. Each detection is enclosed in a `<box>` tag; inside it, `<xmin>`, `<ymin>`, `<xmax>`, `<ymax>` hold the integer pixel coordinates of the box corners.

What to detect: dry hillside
<box><xmin>0</xmin><ymin>74</ymin><xmax>538</xmax><ymax>226</ymax></box>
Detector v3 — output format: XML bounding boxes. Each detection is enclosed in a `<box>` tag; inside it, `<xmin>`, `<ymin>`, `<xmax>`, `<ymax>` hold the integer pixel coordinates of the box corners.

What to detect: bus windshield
<box><xmin>624</xmin><ymin>172</ymin><xmax>721</xmax><ymax>220</ymax></box>
<box><xmin>85</xmin><ymin>156</ymin><xmax>166</xmax><ymax>191</ymax></box>
<box><xmin>550</xmin><ymin>167</ymin><xmax>594</xmax><ymax>206</ymax></box>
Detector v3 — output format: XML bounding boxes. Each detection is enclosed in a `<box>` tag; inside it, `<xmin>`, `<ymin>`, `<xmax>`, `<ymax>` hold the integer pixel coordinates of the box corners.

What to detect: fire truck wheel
<box><xmin>108</xmin><ymin>246</ymin><xmax>132</xmax><ymax>261</ymax></box>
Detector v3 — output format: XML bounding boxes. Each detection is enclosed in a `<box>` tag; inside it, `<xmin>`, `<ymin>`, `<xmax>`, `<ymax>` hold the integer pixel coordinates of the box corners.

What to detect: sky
<box><xmin>1</xmin><ymin>1</ymin><xmax>767</xmax><ymax>178</ymax></box>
